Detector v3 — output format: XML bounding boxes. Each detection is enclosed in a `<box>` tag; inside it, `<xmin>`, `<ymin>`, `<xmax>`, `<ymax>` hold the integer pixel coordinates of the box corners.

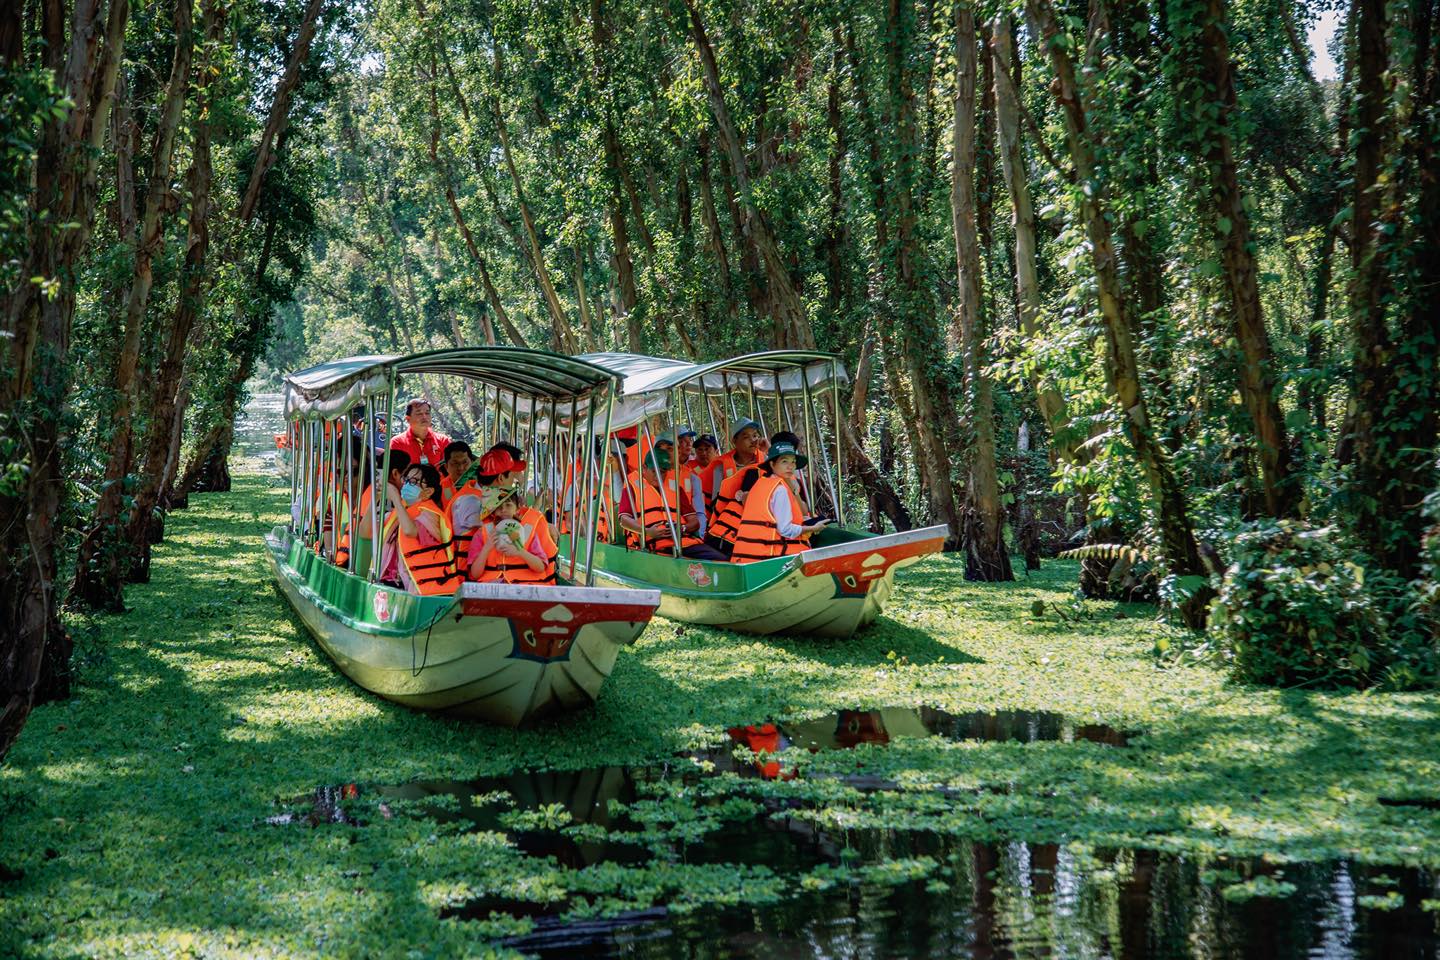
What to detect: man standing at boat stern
<box><xmin>389</xmin><ymin>398</ymin><xmax>451</xmax><ymax>467</ymax></box>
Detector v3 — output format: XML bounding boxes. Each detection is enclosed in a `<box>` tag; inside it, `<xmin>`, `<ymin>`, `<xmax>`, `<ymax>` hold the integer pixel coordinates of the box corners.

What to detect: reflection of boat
<box><xmin>724</xmin><ymin>709</ymin><xmax>938</xmax><ymax>780</ymax></box>
<box><xmin>270</xmin><ymin>349</ymin><xmax>661</xmax><ymax>726</ymax></box>
<box><xmin>561</xmin><ymin>351</ymin><xmax>947</xmax><ymax>639</ymax></box>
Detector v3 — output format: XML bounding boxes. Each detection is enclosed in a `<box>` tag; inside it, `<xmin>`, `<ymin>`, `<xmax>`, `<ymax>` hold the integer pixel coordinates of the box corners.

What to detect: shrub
<box><xmin>1209</xmin><ymin>521</ymin><xmax>1434</xmax><ymax>687</ymax></box>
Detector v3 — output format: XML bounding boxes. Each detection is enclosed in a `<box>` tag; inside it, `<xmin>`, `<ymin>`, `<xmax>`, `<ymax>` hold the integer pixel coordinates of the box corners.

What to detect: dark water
<box><xmin>270</xmin><ymin>709</ymin><xmax>1439</xmax><ymax>959</ymax></box>
<box><xmin>234</xmin><ymin>391</ymin><xmax>285</xmax><ymax>469</ymax></box>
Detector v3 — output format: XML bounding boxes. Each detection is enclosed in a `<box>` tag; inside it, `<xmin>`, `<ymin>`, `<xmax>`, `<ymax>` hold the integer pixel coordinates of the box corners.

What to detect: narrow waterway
<box><xmin>233</xmin><ymin>390</ymin><xmax>285</xmax><ymax>471</ymax></box>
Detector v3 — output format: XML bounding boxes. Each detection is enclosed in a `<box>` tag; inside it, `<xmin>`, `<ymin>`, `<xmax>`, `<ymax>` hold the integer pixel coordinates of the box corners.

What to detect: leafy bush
<box><xmin>1208</xmin><ymin>521</ymin><xmax>1433</xmax><ymax>689</ymax></box>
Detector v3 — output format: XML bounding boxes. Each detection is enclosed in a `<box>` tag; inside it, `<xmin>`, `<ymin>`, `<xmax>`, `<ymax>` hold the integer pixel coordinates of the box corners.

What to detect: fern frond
<box><xmin>1059</xmin><ymin>543</ymin><xmax>1150</xmax><ymax>565</ymax></box>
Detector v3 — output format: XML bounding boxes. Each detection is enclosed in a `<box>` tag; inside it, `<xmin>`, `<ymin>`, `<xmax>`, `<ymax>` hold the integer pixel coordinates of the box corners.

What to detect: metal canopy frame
<box><xmin>284</xmin><ymin>347</ymin><xmax>619</xmax><ymax>420</ymax></box>
<box><xmin>283</xmin><ymin>347</ymin><xmax>622</xmax><ymax>588</ymax></box>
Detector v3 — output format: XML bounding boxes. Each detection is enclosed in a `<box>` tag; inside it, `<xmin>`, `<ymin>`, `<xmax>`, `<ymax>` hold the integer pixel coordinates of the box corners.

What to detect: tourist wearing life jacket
<box><xmin>618</xmin><ymin>446</ymin><xmax>728</xmax><ymax>561</ymax></box>
<box><xmin>706</xmin><ymin>420</ymin><xmax>765</xmax><ymax>554</ymax></box>
<box><xmin>387</xmin><ymin>463</ymin><xmax>461</xmax><ymax>595</ymax></box>
<box><xmin>693</xmin><ymin>433</ymin><xmax>722</xmax><ymax>506</ymax></box>
<box><xmin>731</xmin><ymin>440</ymin><xmax>830</xmax><ymax>564</ymax></box>
<box><xmin>346</xmin><ymin>450</ymin><xmax>409</xmax><ymax>578</ymax></box>
<box><xmin>558</xmin><ymin>437</ymin><xmax>627</xmax><ymax>544</ymax></box>
<box><xmin>447</xmin><ymin>444</ymin><xmax>525</xmax><ymax>561</ymax></box>
<box><xmin>466</xmin><ymin>487</ymin><xmax>558</xmax><ymax>585</ymax></box>
<box><xmin>329</xmin><ymin>444</ymin><xmax>371</xmax><ymax>568</ymax></box>
<box><xmin>439</xmin><ymin>440</ymin><xmax>473</xmax><ymax>508</ymax></box>
<box><xmin>655</xmin><ymin>429</ymin><xmax>707</xmax><ymax>534</ymax></box>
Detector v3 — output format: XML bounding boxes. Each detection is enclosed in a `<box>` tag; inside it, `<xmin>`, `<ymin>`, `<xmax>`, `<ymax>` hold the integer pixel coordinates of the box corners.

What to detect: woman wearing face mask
<box><xmin>386</xmin><ymin>463</ymin><xmax>461</xmax><ymax>595</ymax></box>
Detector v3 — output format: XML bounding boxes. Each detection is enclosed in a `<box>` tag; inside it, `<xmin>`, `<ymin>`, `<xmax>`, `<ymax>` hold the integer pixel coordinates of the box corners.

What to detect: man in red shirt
<box><xmin>389</xmin><ymin>398</ymin><xmax>451</xmax><ymax>467</ymax></box>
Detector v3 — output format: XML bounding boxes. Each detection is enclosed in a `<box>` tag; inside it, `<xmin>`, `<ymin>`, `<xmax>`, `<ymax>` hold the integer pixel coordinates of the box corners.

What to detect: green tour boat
<box><xmin>269</xmin><ymin>348</ymin><xmax>661</xmax><ymax>726</ymax></box>
<box><xmin>558</xmin><ymin>351</ymin><xmax>947</xmax><ymax>638</ymax></box>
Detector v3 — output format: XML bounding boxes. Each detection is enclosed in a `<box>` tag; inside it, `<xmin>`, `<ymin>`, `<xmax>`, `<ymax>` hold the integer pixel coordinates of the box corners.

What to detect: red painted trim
<box><xmin>799</xmin><ymin>536</ymin><xmax>943</xmax><ymax>582</ymax></box>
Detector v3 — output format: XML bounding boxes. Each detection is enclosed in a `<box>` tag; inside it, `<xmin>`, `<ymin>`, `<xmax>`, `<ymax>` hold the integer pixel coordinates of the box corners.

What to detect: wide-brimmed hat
<box><xmin>479</xmin><ymin>448</ymin><xmax>526</xmax><ymax>475</ymax></box>
<box><xmin>731</xmin><ymin>418</ymin><xmax>762</xmax><ymax>439</ymax></box>
<box><xmin>478</xmin><ymin>486</ymin><xmax>518</xmax><ymax>518</ymax></box>
<box><xmin>764</xmin><ymin>440</ymin><xmax>807</xmax><ymax>471</ymax></box>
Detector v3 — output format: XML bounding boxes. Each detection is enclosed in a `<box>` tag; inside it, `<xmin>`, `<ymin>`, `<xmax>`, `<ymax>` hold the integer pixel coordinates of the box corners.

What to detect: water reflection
<box><xmin>482</xmin><ymin>843</ymin><xmax>1438</xmax><ymax>959</ymax></box>
<box><xmin>266</xmin><ymin>711</ymin><xmax>1436</xmax><ymax>958</ymax></box>
<box><xmin>234</xmin><ymin>391</ymin><xmax>285</xmax><ymax>468</ymax></box>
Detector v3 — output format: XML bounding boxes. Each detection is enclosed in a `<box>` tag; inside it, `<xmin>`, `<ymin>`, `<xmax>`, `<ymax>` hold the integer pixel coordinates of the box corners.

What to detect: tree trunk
<box><xmin>424</xmin><ymin>59</ymin><xmax>527</xmax><ymax>348</ymax></box>
<box><xmin>237</xmin><ymin>0</ymin><xmax>324</xmax><ymax>223</ymax></box>
<box><xmin>1028</xmin><ymin>0</ymin><xmax>1211</xmax><ymax>626</ymax></box>
<box><xmin>1195</xmin><ymin>0</ymin><xmax>1296</xmax><ymax>516</ymax></box>
<box><xmin>990</xmin><ymin>19</ymin><xmax>1070</xmax><ymax>448</ymax></box>
<box><xmin>953</xmin><ymin>5</ymin><xmax>1012</xmax><ymax>581</ymax></box>
<box><xmin>491</xmin><ymin>92</ymin><xmax>574</xmax><ymax>352</ymax></box>
<box><xmin>685</xmin><ymin>0</ymin><xmax>813</xmax><ymax>351</ymax></box>
<box><xmin>179</xmin><ymin>0</ymin><xmax>326</xmax><ymax>496</ymax></box>
<box><xmin>72</xmin><ymin>0</ymin><xmax>193</xmax><ymax>610</ymax></box>
<box><xmin>822</xmin><ymin>33</ymin><xmax>849</xmax><ymax>311</ymax></box>
<box><xmin>1</xmin><ymin>0</ymin><xmax>128</xmax><ymax>761</ymax></box>
<box><xmin>1345</xmin><ymin>0</ymin><xmax>1440</xmax><ymax>576</ymax></box>
<box><xmin>124</xmin><ymin>4</ymin><xmax>222</xmax><ymax>580</ymax></box>
<box><xmin>880</xmin><ymin>0</ymin><xmax>963</xmax><ymax>549</ymax></box>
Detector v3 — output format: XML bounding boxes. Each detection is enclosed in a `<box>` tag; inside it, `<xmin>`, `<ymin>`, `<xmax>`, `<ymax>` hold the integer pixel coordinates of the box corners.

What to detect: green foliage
<box><xmin>1208</xmin><ymin>520</ymin><xmax>1436</xmax><ymax>689</ymax></box>
<box><xmin>3</xmin><ymin>476</ymin><xmax>1440</xmax><ymax>958</ymax></box>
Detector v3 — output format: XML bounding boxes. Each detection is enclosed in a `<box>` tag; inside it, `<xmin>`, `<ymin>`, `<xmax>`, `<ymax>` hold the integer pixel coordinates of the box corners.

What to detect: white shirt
<box><xmin>770</xmin><ymin>483</ymin><xmax>805</xmax><ymax>539</ymax></box>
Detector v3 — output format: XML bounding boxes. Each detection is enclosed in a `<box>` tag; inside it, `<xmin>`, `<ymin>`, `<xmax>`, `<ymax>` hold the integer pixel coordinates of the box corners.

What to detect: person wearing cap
<box><xmin>693</xmin><ymin>433</ymin><xmax>722</xmax><ymax>506</ymax></box>
<box><xmin>675</xmin><ymin>426</ymin><xmax>698</xmax><ymax>467</ymax></box>
<box><xmin>447</xmin><ymin>445</ymin><xmax>526</xmax><ymax>561</ymax></box>
<box><xmin>654</xmin><ymin>429</ymin><xmax>708</xmax><ymax>535</ymax></box>
<box><xmin>731</xmin><ymin>440</ymin><xmax>830</xmax><ymax>563</ymax></box>
<box><xmin>439</xmin><ymin>440</ymin><xmax>473</xmax><ymax>508</ymax></box>
<box><xmin>388</xmin><ymin>397</ymin><xmax>451</xmax><ymax>468</ymax></box>
<box><xmin>766</xmin><ymin>429</ymin><xmax>812</xmax><ymax>512</ymax></box>
<box><xmin>619</xmin><ymin>445</ymin><xmax>728</xmax><ymax>561</ymax></box>
<box><xmin>466</xmin><ymin>486</ymin><xmax>557</xmax><ymax>585</ymax></box>
<box><xmin>706</xmin><ymin>420</ymin><xmax>766</xmax><ymax>555</ymax></box>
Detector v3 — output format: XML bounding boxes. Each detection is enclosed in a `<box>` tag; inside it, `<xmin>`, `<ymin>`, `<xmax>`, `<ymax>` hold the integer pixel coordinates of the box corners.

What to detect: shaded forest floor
<box><xmin>2</xmin><ymin>473</ymin><xmax>1438</xmax><ymax>958</ymax></box>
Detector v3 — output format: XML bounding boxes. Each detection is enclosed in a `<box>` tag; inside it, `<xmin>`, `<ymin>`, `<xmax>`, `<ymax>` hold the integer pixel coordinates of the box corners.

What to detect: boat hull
<box><xmin>561</xmin><ymin>525</ymin><xmax>946</xmax><ymax>639</ymax></box>
<box><xmin>265</xmin><ymin>527</ymin><xmax>660</xmax><ymax>726</ymax></box>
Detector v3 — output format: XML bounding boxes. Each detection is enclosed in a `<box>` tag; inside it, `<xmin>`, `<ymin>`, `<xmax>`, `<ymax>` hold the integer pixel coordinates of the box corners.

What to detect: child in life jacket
<box><xmin>466</xmin><ymin>487</ymin><xmax>558</xmax><ymax>585</ymax></box>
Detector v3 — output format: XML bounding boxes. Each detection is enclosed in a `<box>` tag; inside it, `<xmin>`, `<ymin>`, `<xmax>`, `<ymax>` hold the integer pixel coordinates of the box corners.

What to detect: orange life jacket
<box><xmin>440</xmin><ymin>475</ymin><xmax>457</xmax><ymax>508</ymax></box>
<box><xmin>395</xmin><ymin>500</ymin><xmax>461</xmax><ymax>595</ymax></box>
<box><xmin>624</xmin><ymin>470</ymin><xmax>701</xmax><ymax>554</ymax></box>
<box><xmin>445</xmin><ymin>480</ymin><xmax>489</xmax><ymax>559</ymax></box>
<box><xmin>557</xmin><ymin>462</ymin><xmax>615</xmax><ymax>544</ymax></box>
<box><xmin>708</xmin><ymin>463</ymin><xmax>760</xmax><ymax>544</ymax></box>
<box><xmin>473</xmin><ymin>506</ymin><xmax>557</xmax><ymax>585</ymax></box>
<box><xmin>695</xmin><ymin>459</ymin><xmax>722</xmax><ymax>503</ymax></box>
<box><xmin>731</xmin><ymin>474</ymin><xmax>811</xmax><ymax>563</ymax></box>
<box><xmin>335</xmin><ymin>484</ymin><xmax>396</xmax><ymax>568</ymax></box>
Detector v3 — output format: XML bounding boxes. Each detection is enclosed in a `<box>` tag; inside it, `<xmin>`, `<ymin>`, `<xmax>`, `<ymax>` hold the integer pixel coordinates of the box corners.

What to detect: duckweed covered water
<box><xmin>269</xmin><ymin>709</ymin><xmax>1437</xmax><ymax>958</ymax></box>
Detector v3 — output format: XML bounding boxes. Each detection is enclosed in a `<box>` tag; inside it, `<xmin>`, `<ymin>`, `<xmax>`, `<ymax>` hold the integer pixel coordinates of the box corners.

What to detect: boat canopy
<box><xmin>283</xmin><ymin>348</ymin><xmax>620</xmax><ymax>420</ymax></box>
<box><xmin>577</xmin><ymin>350</ymin><xmax>848</xmax><ymax>430</ymax></box>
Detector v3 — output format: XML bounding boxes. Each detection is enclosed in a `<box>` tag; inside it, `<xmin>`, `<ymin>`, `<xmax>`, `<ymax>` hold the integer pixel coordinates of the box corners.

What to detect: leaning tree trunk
<box><xmin>71</xmin><ymin>0</ymin><xmax>194</xmax><ymax>610</ymax></box>
<box><xmin>686</xmin><ymin>0</ymin><xmax>814</xmax><ymax>350</ymax></box>
<box><xmin>124</xmin><ymin>6</ymin><xmax>221</xmax><ymax>581</ymax></box>
<box><xmin>1028</xmin><ymin>0</ymin><xmax>1212</xmax><ymax>627</ymax></box>
<box><xmin>953</xmin><ymin>4</ymin><xmax>1012</xmax><ymax>580</ymax></box>
<box><xmin>171</xmin><ymin>0</ymin><xmax>326</xmax><ymax>498</ymax></box>
<box><xmin>1193</xmin><ymin>0</ymin><xmax>1296</xmax><ymax>517</ymax></box>
<box><xmin>1</xmin><ymin>0</ymin><xmax>128</xmax><ymax>761</ymax></box>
